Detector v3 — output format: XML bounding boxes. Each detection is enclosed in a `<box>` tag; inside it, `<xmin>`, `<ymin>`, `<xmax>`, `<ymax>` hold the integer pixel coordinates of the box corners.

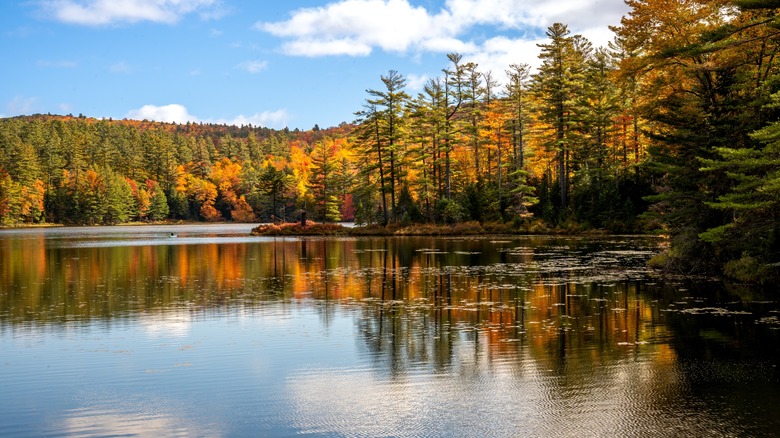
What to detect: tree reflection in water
<box><xmin>1</xmin><ymin>228</ymin><xmax>778</xmax><ymax>436</ymax></box>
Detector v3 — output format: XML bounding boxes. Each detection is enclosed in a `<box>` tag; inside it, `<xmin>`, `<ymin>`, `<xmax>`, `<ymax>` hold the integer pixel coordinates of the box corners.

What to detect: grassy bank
<box><xmin>251</xmin><ymin>220</ymin><xmax>615</xmax><ymax>237</ymax></box>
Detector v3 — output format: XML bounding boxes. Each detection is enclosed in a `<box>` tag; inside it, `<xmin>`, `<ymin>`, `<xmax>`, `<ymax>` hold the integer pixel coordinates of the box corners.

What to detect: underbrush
<box><xmin>251</xmin><ymin>221</ymin><xmax>347</xmax><ymax>236</ymax></box>
<box><xmin>724</xmin><ymin>255</ymin><xmax>779</xmax><ymax>285</ymax></box>
<box><xmin>251</xmin><ymin>219</ymin><xmax>629</xmax><ymax>237</ymax></box>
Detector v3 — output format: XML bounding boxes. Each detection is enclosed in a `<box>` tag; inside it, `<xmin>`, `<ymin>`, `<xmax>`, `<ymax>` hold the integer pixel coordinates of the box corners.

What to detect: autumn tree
<box><xmin>307</xmin><ymin>138</ymin><xmax>342</xmax><ymax>222</ymax></box>
<box><xmin>354</xmin><ymin>103</ymin><xmax>389</xmax><ymax>225</ymax></box>
<box><xmin>147</xmin><ymin>180</ymin><xmax>170</xmax><ymax>221</ymax></box>
<box><xmin>693</xmin><ymin>1</ymin><xmax>780</xmax><ymax>281</ymax></box>
<box><xmin>614</xmin><ymin>0</ymin><xmax>779</xmax><ymax>275</ymax></box>
<box><xmin>532</xmin><ymin>23</ymin><xmax>591</xmax><ymax>220</ymax></box>
<box><xmin>103</xmin><ymin>167</ymin><xmax>135</xmax><ymax>224</ymax></box>
<box><xmin>366</xmin><ymin>70</ymin><xmax>410</xmax><ymax>222</ymax></box>
<box><xmin>210</xmin><ymin>158</ymin><xmax>255</xmax><ymax>222</ymax></box>
<box><xmin>442</xmin><ymin>53</ymin><xmax>466</xmax><ymax>201</ymax></box>
<box><xmin>503</xmin><ymin>63</ymin><xmax>537</xmax><ymax>216</ymax></box>
<box><xmin>254</xmin><ymin>159</ymin><xmax>293</xmax><ymax>221</ymax></box>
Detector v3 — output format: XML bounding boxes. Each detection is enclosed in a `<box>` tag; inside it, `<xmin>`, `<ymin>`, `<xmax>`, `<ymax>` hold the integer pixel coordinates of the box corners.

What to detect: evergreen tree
<box><xmin>614</xmin><ymin>0</ymin><xmax>777</xmax><ymax>273</ymax></box>
<box><xmin>533</xmin><ymin>23</ymin><xmax>590</xmax><ymax>218</ymax></box>
<box><xmin>0</xmin><ymin>171</ymin><xmax>23</xmax><ymax>225</ymax></box>
<box><xmin>442</xmin><ymin>53</ymin><xmax>466</xmax><ymax>200</ymax></box>
<box><xmin>103</xmin><ymin>168</ymin><xmax>134</xmax><ymax>224</ymax></box>
<box><xmin>307</xmin><ymin>138</ymin><xmax>341</xmax><ymax>222</ymax></box>
<box><xmin>354</xmin><ymin>103</ymin><xmax>389</xmax><ymax>224</ymax></box>
<box><xmin>148</xmin><ymin>181</ymin><xmax>170</xmax><ymax>221</ymax></box>
<box><xmin>366</xmin><ymin>70</ymin><xmax>410</xmax><ymax>222</ymax></box>
<box><xmin>463</xmin><ymin>61</ymin><xmax>485</xmax><ymax>181</ymax></box>
<box><xmin>1</xmin><ymin>126</ymin><xmax>41</xmax><ymax>186</ymax></box>
<box><xmin>257</xmin><ymin>161</ymin><xmax>292</xmax><ymax>221</ymax></box>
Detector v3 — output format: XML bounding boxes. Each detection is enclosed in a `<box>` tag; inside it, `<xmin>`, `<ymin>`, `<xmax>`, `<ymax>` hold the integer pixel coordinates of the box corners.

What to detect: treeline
<box><xmin>1</xmin><ymin>0</ymin><xmax>778</xmax><ymax>281</ymax></box>
<box><xmin>0</xmin><ymin>114</ymin><xmax>354</xmax><ymax>225</ymax></box>
<box><xmin>346</xmin><ymin>0</ymin><xmax>779</xmax><ymax>281</ymax></box>
<box><xmin>351</xmin><ymin>40</ymin><xmax>652</xmax><ymax>230</ymax></box>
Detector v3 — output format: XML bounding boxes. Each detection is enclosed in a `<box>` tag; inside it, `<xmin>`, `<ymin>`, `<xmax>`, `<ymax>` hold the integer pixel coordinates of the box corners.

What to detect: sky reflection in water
<box><xmin>0</xmin><ymin>226</ymin><xmax>778</xmax><ymax>437</ymax></box>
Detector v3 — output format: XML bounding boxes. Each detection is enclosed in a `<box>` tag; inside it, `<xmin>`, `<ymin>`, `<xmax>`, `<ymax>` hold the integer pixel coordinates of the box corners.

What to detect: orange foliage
<box><xmin>19</xmin><ymin>179</ymin><xmax>45</xmax><ymax>222</ymax></box>
<box><xmin>289</xmin><ymin>144</ymin><xmax>312</xmax><ymax>200</ymax></box>
<box><xmin>210</xmin><ymin>158</ymin><xmax>256</xmax><ymax>222</ymax></box>
<box><xmin>180</xmin><ymin>172</ymin><xmax>221</xmax><ymax>221</ymax></box>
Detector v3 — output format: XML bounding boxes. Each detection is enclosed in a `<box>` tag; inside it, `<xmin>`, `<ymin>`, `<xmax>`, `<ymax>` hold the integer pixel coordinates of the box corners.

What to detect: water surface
<box><xmin>1</xmin><ymin>225</ymin><xmax>778</xmax><ymax>437</ymax></box>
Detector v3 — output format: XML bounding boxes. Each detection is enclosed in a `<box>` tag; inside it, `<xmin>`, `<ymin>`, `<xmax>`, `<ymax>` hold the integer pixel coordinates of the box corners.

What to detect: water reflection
<box><xmin>58</xmin><ymin>402</ymin><xmax>222</xmax><ymax>438</ymax></box>
<box><xmin>1</xmin><ymin>227</ymin><xmax>778</xmax><ymax>437</ymax></box>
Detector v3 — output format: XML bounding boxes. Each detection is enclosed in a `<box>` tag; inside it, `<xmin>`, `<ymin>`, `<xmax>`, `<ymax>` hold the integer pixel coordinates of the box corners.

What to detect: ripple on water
<box><xmin>1</xmin><ymin>231</ymin><xmax>777</xmax><ymax>437</ymax></box>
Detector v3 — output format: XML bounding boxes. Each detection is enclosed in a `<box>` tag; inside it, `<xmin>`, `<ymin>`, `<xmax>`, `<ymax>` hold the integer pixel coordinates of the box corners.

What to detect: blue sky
<box><xmin>1</xmin><ymin>0</ymin><xmax>630</xmax><ymax>130</ymax></box>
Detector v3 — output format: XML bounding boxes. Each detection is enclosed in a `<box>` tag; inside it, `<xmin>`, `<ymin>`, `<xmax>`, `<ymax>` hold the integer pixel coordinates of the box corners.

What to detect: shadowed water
<box><xmin>1</xmin><ymin>225</ymin><xmax>778</xmax><ymax>437</ymax></box>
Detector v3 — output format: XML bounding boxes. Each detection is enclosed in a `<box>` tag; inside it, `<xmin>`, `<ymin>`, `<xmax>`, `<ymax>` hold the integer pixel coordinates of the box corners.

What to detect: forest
<box><xmin>0</xmin><ymin>0</ymin><xmax>778</xmax><ymax>282</ymax></box>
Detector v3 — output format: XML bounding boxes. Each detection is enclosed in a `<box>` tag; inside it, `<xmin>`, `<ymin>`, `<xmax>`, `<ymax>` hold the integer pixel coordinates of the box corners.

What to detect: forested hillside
<box><xmin>0</xmin><ymin>115</ymin><xmax>353</xmax><ymax>226</ymax></box>
<box><xmin>1</xmin><ymin>0</ymin><xmax>778</xmax><ymax>281</ymax></box>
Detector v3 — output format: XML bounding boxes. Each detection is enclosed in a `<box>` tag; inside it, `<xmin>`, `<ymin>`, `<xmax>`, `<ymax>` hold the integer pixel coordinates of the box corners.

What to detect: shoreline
<box><xmin>0</xmin><ymin>219</ymin><xmax>204</xmax><ymax>230</ymax></box>
<box><xmin>250</xmin><ymin>221</ymin><xmax>658</xmax><ymax>238</ymax></box>
<box><xmin>1</xmin><ymin>220</ymin><xmax>661</xmax><ymax>239</ymax></box>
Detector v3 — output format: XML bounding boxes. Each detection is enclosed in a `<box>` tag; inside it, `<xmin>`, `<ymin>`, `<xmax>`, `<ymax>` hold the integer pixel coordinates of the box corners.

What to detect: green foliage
<box><xmin>0</xmin><ymin>115</ymin><xmax>341</xmax><ymax>225</ymax></box>
<box><xmin>695</xmin><ymin>93</ymin><xmax>780</xmax><ymax>270</ymax></box>
<box><xmin>396</xmin><ymin>185</ymin><xmax>423</xmax><ymax>224</ymax></box>
<box><xmin>0</xmin><ymin>172</ymin><xmax>22</xmax><ymax>225</ymax></box>
<box><xmin>533</xmin><ymin>23</ymin><xmax>592</xmax><ymax>213</ymax></box>
<box><xmin>735</xmin><ymin>0</ymin><xmax>780</xmax><ymax>9</ymax></box>
<box><xmin>435</xmin><ymin>198</ymin><xmax>466</xmax><ymax>224</ymax></box>
<box><xmin>723</xmin><ymin>254</ymin><xmax>778</xmax><ymax>284</ymax></box>
<box><xmin>609</xmin><ymin>0</ymin><xmax>780</xmax><ymax>276</ymax></box>
<box><xmin>506</xmin><ymin>168</ymin><xmax>538</xmax><ymax>219</ymax></box>
<box><xmin>307</xmin><ymin>139</ymin><xmax>342</xmax><ymax>222</ymax></box>
<box><xmin>103</xmin><ymin>169</ymin><xmax>134</xmax><ymax>224</ymax></box>
<box><xmin>353</xmin><ymin>184</ymin><xmax>383</xmax><ymax>226</ymax></box>
<box><xmin>148</xmin><ymin>182</ymin><xmax>169</xmax><ymax>221</ymax></box>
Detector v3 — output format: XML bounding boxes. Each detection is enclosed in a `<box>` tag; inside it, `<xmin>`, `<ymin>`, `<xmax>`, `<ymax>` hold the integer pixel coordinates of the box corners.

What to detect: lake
<box><xmin>1</xmin><ymin>224</ymin><xmax>778</xmax><ymax>437</ymax></box>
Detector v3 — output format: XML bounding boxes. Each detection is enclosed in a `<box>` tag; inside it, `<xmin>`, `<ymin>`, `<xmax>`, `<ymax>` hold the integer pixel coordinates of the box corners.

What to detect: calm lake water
<box><xmin>1</xmin><ymin>224</ymin><xmax>778</xmax><ymax>437</ymax></box>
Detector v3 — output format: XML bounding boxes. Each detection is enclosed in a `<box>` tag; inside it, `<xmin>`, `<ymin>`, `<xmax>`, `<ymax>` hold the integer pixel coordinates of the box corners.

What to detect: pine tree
<box><xmin>533</xmin><ymin>23</ymin><xmax>591</xmax><ymax>219</ymax></box>
<box><xmin>148</xmin><ymin>181</ymin><xmax>170</xmax><ymax>221</ymax></box>
<box><xmin>354</xmin><ymin>102</ymin><xmax>389</xmax><ymax>225</ymax></box>
<box><xmin>614</xmin><ymin>0</ymin><xmax>777</xmax><ymax>274</ymax></box>
<box><xmin>103</xmin><ymin>168</ymin><xmax>134</xmax><ymax>224</ymax></box>
<box><xmin>307</xmin><ymin>138</ymin><xmax>341</xmax><ymax>222</ymax></box>
<box><xmin>504</xmin><ymin>63</ymin><xmax>535</xmax><ymax>217</ymax></box>
<box><xmin>442</xmin><ymin>53</ymin><xmax>466</xmax><ymax>200</ymax></box>
<box><xmin>366</xmin><ymin>70</ymin><xmax>409</xmax><ymax>222</ymax></box>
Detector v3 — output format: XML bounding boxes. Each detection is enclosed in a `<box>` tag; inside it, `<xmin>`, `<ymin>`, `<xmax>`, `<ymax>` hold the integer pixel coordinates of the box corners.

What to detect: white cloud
<box><xmin>109</xmin><ymin>60</ymin><xmax>131</xmax><ymax>73</ymax></box>
<box><xmin>213</xmin><ymin>110</ymin><xmax>290</xmax><ymax>128</ymax></box>
<box><xmin>465</xmin><ymin>35</ymin><xmax>545</xmax><ymax>77</ymax></box>
<box><xmin>237</xmin><ymin>60</ymin><xmax>268</xmax><ymax>74</ymax></box>
<box><xmin>258</xmin><ymin>0</ymin><xmax>447</xmax><ymax>56</ymax></box>
<box><xmin>127</xmin><ymin>104</ymin><xmax>194</xmax><ymax>123</ymax></box>
<box><xmin>418</xmin><ymin>37</ymin><xmax>477</xmax><ymax>54</ymax></box>
<box><xmin>257</xmin><ymin>0</ymin><xmax>628</xmax><ymax>57</ymax></box>
<box><xmin>283</xmin><ymin>38</ymin><xmax>373</xmax><ymax>57</ymax></box>
<box><xmin>41</xmin><ymin>0</ymin><xmax>222</xmax><ymax>26</ymax></box>
<box><xmin>404</xmin><ymin>36</ymin><xmax>543</xmax><ymax>93</ymax></box>
<box><xmin>125</xmin><ymin>104</ymin><xmax>290</xmax><ymax>128</ymax></box>
<box><xmin>405</xmin><ymin>73</ymin><xmax>431</xmax><ymax>92</ymax></box>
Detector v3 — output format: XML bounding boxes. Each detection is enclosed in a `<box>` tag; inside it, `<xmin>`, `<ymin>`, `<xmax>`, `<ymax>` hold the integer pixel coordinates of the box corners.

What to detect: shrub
<box><xmin>251</xmin><ymin>221</ymin><xmax>347</xmax><ymax>236</ymax></box>
<box><xmin>723</xmin><ymin>254</ymin><xmax>777</xmax><ymax>284</ymax></box>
